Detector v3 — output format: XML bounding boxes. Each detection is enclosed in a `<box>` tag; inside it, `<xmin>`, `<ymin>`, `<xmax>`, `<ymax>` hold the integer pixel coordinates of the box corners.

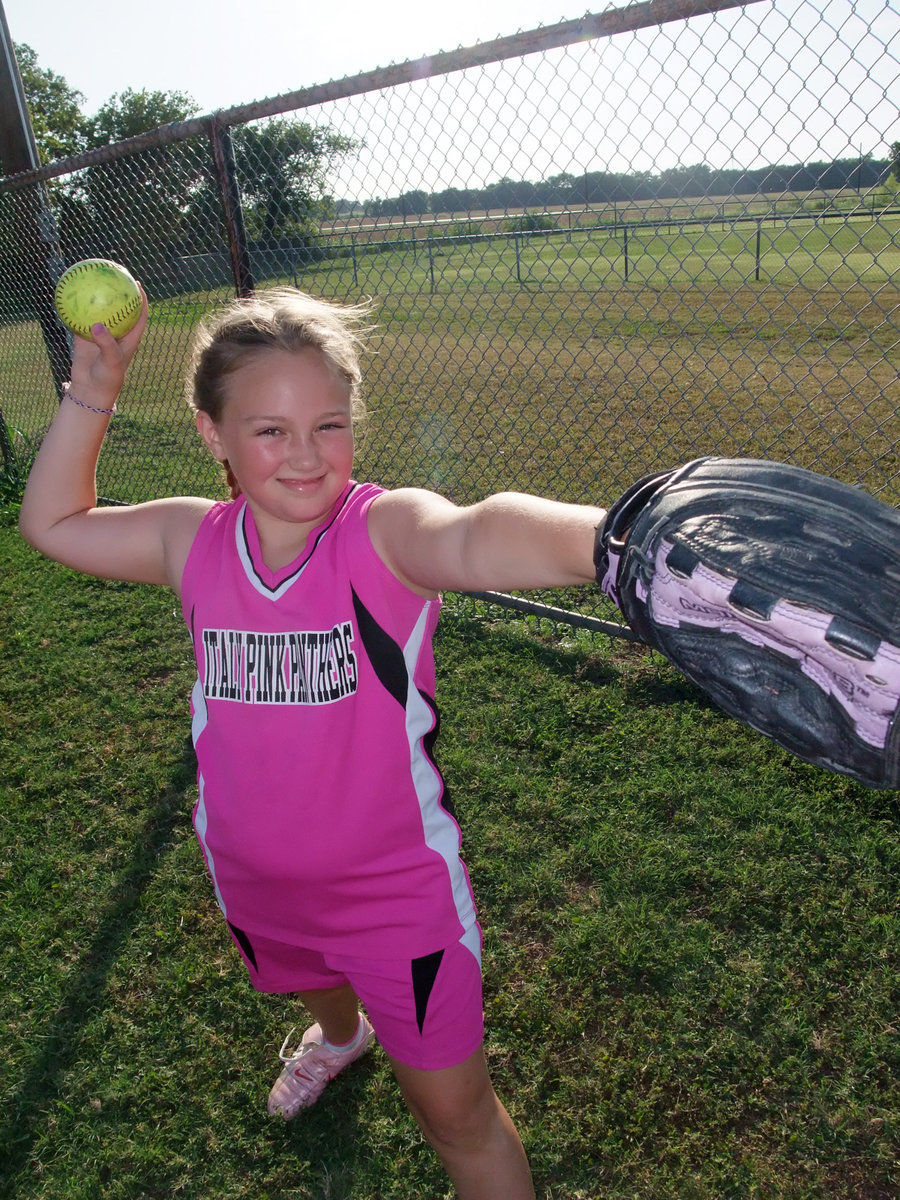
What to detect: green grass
<box><xmin>1</xmin><ymin>216</ymin><xmax>899</xmax><ymax>1192</ymax></box>
<box><xmin>3</xmin><ymin>209</ymin><xmax>900</xmax><ymax>540</ymax></box>
<box><xmin>2</xmin><ymin>522</ymin><xmax>898</xmax><ymax>1199</ymax></box>
<box><xmin>294</xmin><ymin>211</ymin><xmax>900</xmax><ymax>296</ymax></box>
<box><xmin>4</xmin><ymin>226</ymin><xmax>900</xmax><ymax>522</ymax></box>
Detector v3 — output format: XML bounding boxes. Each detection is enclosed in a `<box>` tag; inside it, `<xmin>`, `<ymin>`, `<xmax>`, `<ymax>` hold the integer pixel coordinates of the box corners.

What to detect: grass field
<box><xmin>2</xmin><ymin>210</ymin><xmax>900</xmax><ymax>519</ymax></box>
<box><xmin>1</xmin><ymin>211</ymin><xmax>899</xmax><ymax>1195</ymax></box>
<box><xmin>1</xmin><ymin>514</ymin><xmax>898</xmax><ymax>1199</ymax></box>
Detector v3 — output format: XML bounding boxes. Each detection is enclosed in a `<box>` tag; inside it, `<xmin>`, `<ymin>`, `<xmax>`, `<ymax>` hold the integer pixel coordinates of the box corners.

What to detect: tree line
<box><xmin>349</xmin><ymin>157</ymin><xmax>893</xmax><ymax>220</ymax></box>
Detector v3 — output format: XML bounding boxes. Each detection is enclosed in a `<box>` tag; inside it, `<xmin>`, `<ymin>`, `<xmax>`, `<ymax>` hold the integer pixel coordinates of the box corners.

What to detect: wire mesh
<box><xmin>1</xmin><ymin>0</ymin><xmax>899</xmax><ymax>630</ymax></box>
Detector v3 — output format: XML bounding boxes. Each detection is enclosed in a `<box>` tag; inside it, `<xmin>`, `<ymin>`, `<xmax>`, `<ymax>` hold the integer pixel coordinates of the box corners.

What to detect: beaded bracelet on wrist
<box><xmin>63</xmin><ymin>382</ymin><xmax>117</xmax><ymax>416</ymax></box>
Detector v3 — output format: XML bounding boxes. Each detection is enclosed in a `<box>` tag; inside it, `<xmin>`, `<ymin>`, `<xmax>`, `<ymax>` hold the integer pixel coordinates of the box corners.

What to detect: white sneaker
<box><xmin>267</xmin><ymin>1016</ymin><xmax>375</xmax><ymax>1119</ymax></box>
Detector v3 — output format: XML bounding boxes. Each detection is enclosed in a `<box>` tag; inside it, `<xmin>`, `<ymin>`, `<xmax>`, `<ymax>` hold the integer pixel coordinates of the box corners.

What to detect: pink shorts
<box><xmin>227</xmin><ymin>922</ymin><xmax>485</xmax><ymax>1071</ymax></box>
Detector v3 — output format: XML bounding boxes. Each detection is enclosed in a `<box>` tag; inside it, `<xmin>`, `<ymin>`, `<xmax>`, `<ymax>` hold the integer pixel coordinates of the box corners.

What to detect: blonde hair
<box><xmin>187</xmin><ymin>289</ymin><xmax>373</xmax><ymax>498</ymax></box>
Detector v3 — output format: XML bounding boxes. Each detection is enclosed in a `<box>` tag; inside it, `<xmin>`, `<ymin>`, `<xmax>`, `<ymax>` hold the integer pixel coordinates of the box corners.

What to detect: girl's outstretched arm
<box><xmin>368</xmin><ymin>487</ymin><xmax>606</xmax><ymax>596</ymax></box>
<box><xmin>19</xmin><ymin>300</ymin><xmax>211</xmax><ymax>590</ymax></box>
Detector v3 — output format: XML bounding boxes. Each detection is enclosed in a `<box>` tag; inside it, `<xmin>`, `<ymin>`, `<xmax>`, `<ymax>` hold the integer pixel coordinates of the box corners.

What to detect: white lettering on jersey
<box><xmin>201</xmin><ymin>622</ymin><xmax>358</xmax><ymax>705</ymax></box>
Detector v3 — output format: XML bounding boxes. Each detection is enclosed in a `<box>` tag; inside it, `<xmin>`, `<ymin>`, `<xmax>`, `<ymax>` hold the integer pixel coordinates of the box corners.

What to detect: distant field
<box><xmin>2</xmin><ymin>211</ymin><xmax>899</xmax><ymax>524</ymax></box>
<box><xmin>323</xmin><ymin>187</ymin><xmax>888</xmax><ymax>236</ymax></box>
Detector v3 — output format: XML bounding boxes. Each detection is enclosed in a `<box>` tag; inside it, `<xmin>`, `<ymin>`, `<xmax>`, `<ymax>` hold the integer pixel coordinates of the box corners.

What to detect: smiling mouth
<box><xmin>279</xmin><ymin>476</ymin><xmax>324</xmax><ymax>489</ymax></box>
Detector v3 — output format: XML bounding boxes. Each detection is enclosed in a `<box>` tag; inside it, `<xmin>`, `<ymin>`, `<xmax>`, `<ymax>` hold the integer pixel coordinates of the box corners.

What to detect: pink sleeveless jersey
<box><xmin>180</xmin><ymin>482</ymin><xmax>477</xmax><ymax>958</ymax></box>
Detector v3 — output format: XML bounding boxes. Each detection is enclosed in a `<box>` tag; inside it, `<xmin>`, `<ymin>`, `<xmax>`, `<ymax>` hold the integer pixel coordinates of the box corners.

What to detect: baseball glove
<box><xmin>594</xmin><ymin>456</ymin><xmax>900</xmax><ymax>789</ymax></box>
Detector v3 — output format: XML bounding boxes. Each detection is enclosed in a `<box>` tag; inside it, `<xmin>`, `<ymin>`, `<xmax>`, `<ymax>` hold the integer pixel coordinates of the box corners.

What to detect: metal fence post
<box><xmin>0</xmin><ymin>10</ymin><xmax>70</xmax><ymax>399</ymax></box>
<box><xmin>0</xmin><ymin>404</ymin><xmax>14</xmax><ymax>469</ymax></box>
<box><xmin>209</xmin><ymin>118</ymin><xmax>254</xmax><ymax>298</ymax></box>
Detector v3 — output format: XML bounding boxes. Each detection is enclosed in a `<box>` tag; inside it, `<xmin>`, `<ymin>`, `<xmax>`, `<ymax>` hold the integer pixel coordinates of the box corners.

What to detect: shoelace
<box><xmin>279</xmin><ymin>1035</ymin><xmax>327</xmax><ymax>1081</ymax></box>
<box><xmin>278</xmin><ymin>1028</ymin><xmax>301</xmax><ymax>1064</ymax></box>
<box><xmin>279</xmin><ymin>1020</ymin><xmax>365</xmax><ymax>1065</ymax></box>
<box><xmin>278</xmin><ymin>1029</ymin><xmax>349</xmax><ymax>1087</ymax></box>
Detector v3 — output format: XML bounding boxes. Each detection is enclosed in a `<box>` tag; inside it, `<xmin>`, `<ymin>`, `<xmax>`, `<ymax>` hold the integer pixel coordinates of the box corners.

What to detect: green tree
<box><xmin>79</xmin><ymin>88</ymin><xmax>202</xmax><ymax>277</ymax></box>
<box><xmin>14</xmin><ymin>42</ymin><xmax>85</xmax><ymax>163</ymax></box>
<box><xmin>233</xmin><ymin>119</ymin><xmax>356</xmax><ymax>245</ymax></box>
<box><xmin>84</xmin><ymin>87</ymin><xmax>198</xmax><ymax>145</ymax></box>
<box><xmin>397</xmin><ymin>190</ymin><xmax>429</xmax><ymax>215</ymax></box>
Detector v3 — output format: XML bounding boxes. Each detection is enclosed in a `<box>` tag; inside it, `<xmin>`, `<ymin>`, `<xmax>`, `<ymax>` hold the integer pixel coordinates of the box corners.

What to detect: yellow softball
<box><xmin>54</xmin><ymin>258</ymin><xmax>142</xmax><ymax>340</ymax></box>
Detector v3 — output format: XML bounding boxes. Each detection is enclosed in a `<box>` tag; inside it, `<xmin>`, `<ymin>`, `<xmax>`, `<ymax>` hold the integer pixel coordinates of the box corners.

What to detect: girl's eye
<box><xmin>256</xmin><ymin>427</ymin><xmax>282</xmax><ymax>437</ymax></box>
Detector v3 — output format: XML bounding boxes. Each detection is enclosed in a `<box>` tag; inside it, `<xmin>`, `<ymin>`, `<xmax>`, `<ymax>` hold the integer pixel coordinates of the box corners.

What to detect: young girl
<box><xmin>19</xmin><ymin>288</ymin><xmax>607</xmax><ymax>1200</ymax></box>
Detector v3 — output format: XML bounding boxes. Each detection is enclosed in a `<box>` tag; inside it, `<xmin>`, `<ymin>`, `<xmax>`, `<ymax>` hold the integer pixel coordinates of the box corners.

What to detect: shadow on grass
<box><xmin>621</xmin><ymin>669</ymin><xmax>712</xmax><ymax>710</ymax></box>
<box><xmin>443</xmin><ymin>611</ymin><xmax>622</xmax><ymax>687</ymax></box>
<box><xmin>0</xmin><ymin>739</ymin><xmax>197</xmax><ymax>1199</ymax></box>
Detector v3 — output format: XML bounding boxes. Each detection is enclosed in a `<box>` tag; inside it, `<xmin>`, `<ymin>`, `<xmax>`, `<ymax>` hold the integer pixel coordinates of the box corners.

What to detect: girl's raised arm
<box><xmin>19</xmin><ymin>298</ymin><xmax>211</xmax><ymax>590</ymax></box>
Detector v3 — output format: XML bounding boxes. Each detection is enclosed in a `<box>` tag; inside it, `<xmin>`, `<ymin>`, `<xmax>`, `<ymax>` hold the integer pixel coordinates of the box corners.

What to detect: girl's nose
<box><xmin>287</xmin><ymin>435</ymin><xmax>319</xmax><ymax>470</ymax></box>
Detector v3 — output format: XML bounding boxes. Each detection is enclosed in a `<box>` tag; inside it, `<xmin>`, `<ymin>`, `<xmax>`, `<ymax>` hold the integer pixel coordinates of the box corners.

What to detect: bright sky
<box><xmin>2</xmin><ymin>0</ymin><xmax>581</xmax><ymax>115</ymax></box>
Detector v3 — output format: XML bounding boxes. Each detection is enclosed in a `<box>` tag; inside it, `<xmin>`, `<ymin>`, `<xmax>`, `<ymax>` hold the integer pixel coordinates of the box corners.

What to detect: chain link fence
<box><xmin>2</xmin><ymin>0</ymin><xmax>899</xmax><ymax>631</ymax></box>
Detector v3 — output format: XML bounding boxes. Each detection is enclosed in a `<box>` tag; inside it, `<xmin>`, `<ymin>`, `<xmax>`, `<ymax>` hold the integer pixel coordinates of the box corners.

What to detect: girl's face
<box><xmin>197</xmin><ymin>347</ymin><xmax>356</xmax><ymax>549</ymax></box>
